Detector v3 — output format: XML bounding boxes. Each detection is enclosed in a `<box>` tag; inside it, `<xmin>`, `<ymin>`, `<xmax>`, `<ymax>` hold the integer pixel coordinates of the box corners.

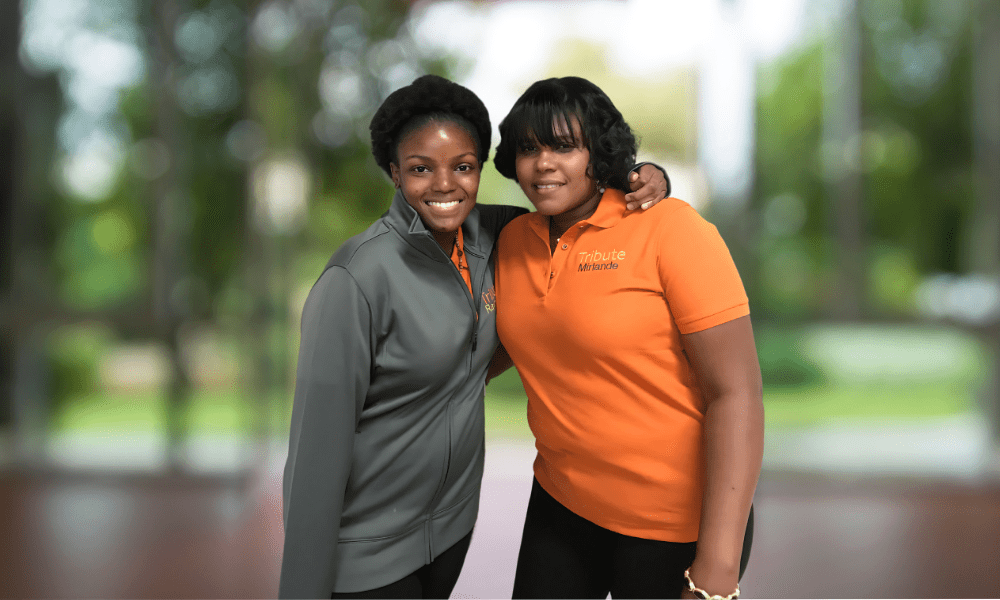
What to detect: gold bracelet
<box><xmin>684</xmin><ymin>568</ymin><xmax>740</xmax><ymax>600</ymax></box>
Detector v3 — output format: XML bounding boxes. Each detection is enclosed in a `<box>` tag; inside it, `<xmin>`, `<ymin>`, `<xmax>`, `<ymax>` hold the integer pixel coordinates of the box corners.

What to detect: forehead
<box><xmin>398</xmin><ymin>120</ymin><xmax>477</xmax><ymax>153</ymax></box>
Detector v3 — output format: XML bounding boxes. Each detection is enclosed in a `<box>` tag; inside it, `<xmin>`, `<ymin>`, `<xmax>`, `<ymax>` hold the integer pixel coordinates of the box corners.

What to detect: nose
<box><xmin>430</xmin><ymin>168</ymin><xmax>456</xmax><ymax>192</ymax></box>
<box><xmin>535</xmin><ymin>148</ymin><xmax>555</xmax><ymax>171</ymax></box>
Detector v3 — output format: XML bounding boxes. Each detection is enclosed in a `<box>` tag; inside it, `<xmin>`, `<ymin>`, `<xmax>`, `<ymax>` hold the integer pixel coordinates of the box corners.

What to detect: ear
<box><xmin>389</xmin><ymin>163</ymin><xmax>401</xmax><ymax>189</ymax></box>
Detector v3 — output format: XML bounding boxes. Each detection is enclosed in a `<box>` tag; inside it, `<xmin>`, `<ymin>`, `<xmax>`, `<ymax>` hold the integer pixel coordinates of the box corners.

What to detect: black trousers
<box><xmin>331</xmin><ymin>530</ymin><xmax>473</xmax><ymax>599</ymax></box>
<box><xmin>512</xmin><ymin>479</ymin><xmax>753</xmax><ymax>599</ymax></box>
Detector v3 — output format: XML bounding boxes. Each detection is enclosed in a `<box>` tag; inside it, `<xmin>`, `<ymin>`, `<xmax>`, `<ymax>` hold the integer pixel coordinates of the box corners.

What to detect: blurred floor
<box><xmin>1</xmin><ymin>436</ymin><xmax>999</xmax><ymax>599</ymax></box>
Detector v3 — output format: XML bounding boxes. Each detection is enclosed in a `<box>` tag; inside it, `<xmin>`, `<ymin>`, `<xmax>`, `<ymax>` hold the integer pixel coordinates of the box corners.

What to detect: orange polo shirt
<box><xmin>495</xmin><ymin>189</ymin><xmax>749</xmax><ymax>542</ymax></box>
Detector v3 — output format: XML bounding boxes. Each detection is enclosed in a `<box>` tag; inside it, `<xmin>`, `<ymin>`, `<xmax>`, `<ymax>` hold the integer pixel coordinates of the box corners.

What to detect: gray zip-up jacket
<box><xmin>279</xmin><ymin>189</ymin><xmax>525</xmax><ymax>598</ymax></box>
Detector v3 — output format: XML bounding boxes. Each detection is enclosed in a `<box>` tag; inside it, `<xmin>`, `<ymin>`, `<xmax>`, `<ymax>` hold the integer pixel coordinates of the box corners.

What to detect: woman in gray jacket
<box><xmin>278</xmin><ymin>74</ymin><xmax>667</xmax><ymax>599</ymax></box>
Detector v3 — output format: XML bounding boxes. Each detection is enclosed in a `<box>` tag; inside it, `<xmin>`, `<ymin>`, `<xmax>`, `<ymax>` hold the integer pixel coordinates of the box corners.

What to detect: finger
<box><xmin>641</xmin><ymin>200</ymin><xmax>654</xmax><ymax>210</ymax></box>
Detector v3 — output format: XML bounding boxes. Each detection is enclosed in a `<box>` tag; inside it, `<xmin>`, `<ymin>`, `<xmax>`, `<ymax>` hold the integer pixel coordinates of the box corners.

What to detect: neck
<box><xmin>432</xmin><ymin>230</ymin><xmax>458</xmax><ymax>252</ymax></box>
<box><xmin>549</xmin><ymin>187</ymin><xmax>604</xmax><ymax>240</ymax></box>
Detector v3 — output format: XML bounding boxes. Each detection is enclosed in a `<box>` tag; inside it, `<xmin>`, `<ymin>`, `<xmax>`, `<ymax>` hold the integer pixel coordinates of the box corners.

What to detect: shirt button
<box><xmin>561</xmin><ymin>244</ymin><xmax>568</xmax><ymax>250</ymax></box>
<box><xmin>550</xmin><ymin>271</ymin><xmax>555</xmax><ymax>279</ymax></box>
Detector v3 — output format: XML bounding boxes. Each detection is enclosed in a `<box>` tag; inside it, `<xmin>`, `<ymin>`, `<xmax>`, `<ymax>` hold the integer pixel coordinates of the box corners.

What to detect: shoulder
<box><xmin>640</xmin><ymin>197</ymin><xmax>722</xmax><ymax>241</ymax></box>
<box><xmin>498</xmin><ymin>210</ymin><xmax>541</xmax><ymax>246</ymax></box>
<box><xmin>325</xmin><ymin>218</ymin><xmax>393</xmax><ymax>270</ymax></box>
<box><xmin>641</xmin><ymin>197</ymin><xmax>699</xmax><ymax>223</ymax></box>
<box><xmin>319</xmin><ymin>218</ymin><xmax>400</xmax><ymax>299</ymax></box>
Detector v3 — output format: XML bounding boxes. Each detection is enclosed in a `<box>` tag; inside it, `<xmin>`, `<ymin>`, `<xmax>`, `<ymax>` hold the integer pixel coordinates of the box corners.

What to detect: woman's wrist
<box><xmin>685</xmin><ymin>557</ymin><xmax>740</xmax><ymax>599</ymax></box>
<box><xmin>684</xmin><ymin>567</ymin><xmax>740</xmax><ymax>600</ymax></box>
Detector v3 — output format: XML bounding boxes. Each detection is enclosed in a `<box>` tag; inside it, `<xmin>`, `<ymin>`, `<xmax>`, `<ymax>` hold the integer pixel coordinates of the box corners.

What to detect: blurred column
<box><xmin>241</xmin><ymin>5</ymin><xmax>278</xmax><ymax>446</ymax></box>
<box><xmin>971</xmin><ymin>0</ymin><xmax>1000</xmax><ymax>448</ymax></box>
<box><xmin>0</xmin><ymin>0</ymin><xmax>19</xmax><ymax>435</ymax></box>
<box><xmin>148</xmin><ymin>1</ymin><xmax>194</xmax><ymax>471</ymax></box>
<box><xmin>698</xmin><ymin>0</ymin><xmax>756</xmax><ymax>214</ymax></box>
<box><xmin>2</xmin><ymin>0</ymin><xmax>60</xmax><ymax>465</ymax></box>
<box><xmin>822</xmin><ymin>0</ymin><xmax>865</xmax><ymax>320</ymax></box>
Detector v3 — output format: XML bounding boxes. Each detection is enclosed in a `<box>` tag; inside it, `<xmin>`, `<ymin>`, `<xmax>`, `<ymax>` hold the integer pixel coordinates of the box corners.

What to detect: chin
<box><xmin>529</xmin><ymin>201</ymin><xmax>565</xmax><ymax>216</ymax></box>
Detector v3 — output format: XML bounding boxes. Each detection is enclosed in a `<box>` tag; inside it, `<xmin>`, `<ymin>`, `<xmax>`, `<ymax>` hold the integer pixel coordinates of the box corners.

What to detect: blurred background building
<box><xmin>1</xmin><ymin>0</ymin><xmax>998</xmax><ymax>597</ymax></box>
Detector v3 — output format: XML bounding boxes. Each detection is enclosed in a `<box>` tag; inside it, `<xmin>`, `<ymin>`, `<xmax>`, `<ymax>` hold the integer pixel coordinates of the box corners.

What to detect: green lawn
<box><xmin>50</xmin><ymin>389</ymin><xmax>288</xmax><ymax>435</ymax></box>
<box><xmin>49</xmin><ymin>378</ymin><xmax>982</xmax><ymax>438</ymax></box>
<box><xmin>49</xmin><ymin>324</ymin><xmax>991</xmax><ymax>436</ymax></box>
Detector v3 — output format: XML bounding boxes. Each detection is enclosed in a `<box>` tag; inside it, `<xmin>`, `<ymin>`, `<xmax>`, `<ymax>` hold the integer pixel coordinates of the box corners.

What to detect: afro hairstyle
<box><xmin>494</xmin><ymin>76</ymin><xmax>637</xmax><ymax>193</ymax></box>
<box><xmin>369</xmin><ymin>74</ymin><xmax>492</xmax><ymax>176</ymax></box>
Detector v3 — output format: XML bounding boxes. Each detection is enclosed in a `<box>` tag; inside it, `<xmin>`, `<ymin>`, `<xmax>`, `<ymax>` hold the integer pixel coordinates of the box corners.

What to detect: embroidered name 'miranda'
<box><xmin>578</xmin><ymin>262</ymin><xmax>618</xmax><ymax>272</ymax></box>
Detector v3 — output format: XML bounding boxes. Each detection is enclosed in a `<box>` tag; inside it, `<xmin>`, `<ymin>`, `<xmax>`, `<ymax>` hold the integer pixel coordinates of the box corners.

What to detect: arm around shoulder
<box><xmin>279</xmin><ymin>266</ymin><xmax>373</xmax><ymax>599</ymax></box>
<box><xmin>477</xmin><ymin>203</ymin><xmax>529</xmax><ymax>238</ymax></box>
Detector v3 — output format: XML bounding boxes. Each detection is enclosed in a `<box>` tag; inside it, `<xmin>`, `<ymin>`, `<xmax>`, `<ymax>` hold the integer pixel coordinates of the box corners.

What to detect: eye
<box><xmin>411</xmin><ymin>165</ymin><xmax>429</xmax><ymax>173</ymax></box>
<box><xmin>518</xmin><ymin>143</ymin><xmax>538</xmax><ymax>155</ymax></box>
<box><xmin>456</xmin><ymin>163</ymin><xmax>476</xmax><ymax>172</ymax></box>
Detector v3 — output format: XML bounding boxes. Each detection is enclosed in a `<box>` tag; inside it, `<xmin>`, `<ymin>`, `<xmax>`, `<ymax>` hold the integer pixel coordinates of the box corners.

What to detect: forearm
<box><xmin>693</xmin><ymin>389</ymin><xmax>764</xmax><ymax>573</ymax></box>
<box><xmin>486</xmin><ymin>343</ymin><xmax>513</xmax><ymax>384</ymax></box>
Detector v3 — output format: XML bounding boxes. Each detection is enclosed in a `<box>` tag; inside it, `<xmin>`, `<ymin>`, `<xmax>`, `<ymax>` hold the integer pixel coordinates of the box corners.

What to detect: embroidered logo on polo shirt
<box><xmin>577</xmin><ymin>249</ymin><xmax>626</xmax><ymax>272</ymax></box>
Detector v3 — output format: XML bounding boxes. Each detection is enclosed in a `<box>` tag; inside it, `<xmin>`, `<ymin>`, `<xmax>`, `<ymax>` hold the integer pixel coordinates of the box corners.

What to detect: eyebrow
<box><xmin>402</xmin><ymin>152</ymin><xmax>478</xmax><ymax>162</ymax></box>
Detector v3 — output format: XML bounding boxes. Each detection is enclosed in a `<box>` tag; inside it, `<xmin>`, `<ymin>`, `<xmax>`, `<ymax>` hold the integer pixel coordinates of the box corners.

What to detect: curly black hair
<box><xmin>369</xmin><ymin>74</ymin><xmax>492</xmax><ymax>176</ymax></box>
<box><xmin>494</xmin><ymin>77</ymin><xmax>637</xmax><ymax>192</ymax></box>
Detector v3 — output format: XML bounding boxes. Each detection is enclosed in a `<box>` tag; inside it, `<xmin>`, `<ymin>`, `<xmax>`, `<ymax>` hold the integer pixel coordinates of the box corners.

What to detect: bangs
<box><xmin>505</xmin><ymin>101</ymin><xmax>585</xmax><ymax>152</ymax></box>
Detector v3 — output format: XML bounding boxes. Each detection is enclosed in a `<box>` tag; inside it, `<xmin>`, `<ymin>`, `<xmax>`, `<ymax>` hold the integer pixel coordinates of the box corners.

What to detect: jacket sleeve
<box><xmin>477</xmin><ymin>203</ymin><xmax>529</xmax><ymax>238</ymax></box>
<box><xmin>279</xmin><ymin>266</ymin><xmax>372</xmax><ymax>599</ymax></box>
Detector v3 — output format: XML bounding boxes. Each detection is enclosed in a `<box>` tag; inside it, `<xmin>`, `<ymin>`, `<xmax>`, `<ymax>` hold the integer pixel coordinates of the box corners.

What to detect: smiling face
<box><xmin>514</xmin><ymin>116</ymin><xmax>601</xmax><ymax>225</ymax></box>
<box><xmin>390</xmin><ymin>120</ymin><xmax>480</xmax><ymax>249</ymax></box>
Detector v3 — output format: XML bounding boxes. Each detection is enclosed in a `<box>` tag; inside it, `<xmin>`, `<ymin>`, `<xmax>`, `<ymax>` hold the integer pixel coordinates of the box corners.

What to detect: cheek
<box><xmin>514</xmin><ymin>159</ymin><xmax>534</xmax><ymax>192</ymax></box>
<box><xmin>464</xmin><ymin>177</ymin><xmax>481</xmax><ymax>199</ymax></box>
<box><xmin>400</xmin><ymin>176</ymin><xmax>427</xmax><ymax>200</ymax></box>
<box><xmin>514</xmin><ymin>157</ymin><xmax>530</xmax><ymax>180</ymax></box>
<box><xmin>576</xmin><ymin>158</ymin><xmax>594</xmax><ymax>184</ymax></box>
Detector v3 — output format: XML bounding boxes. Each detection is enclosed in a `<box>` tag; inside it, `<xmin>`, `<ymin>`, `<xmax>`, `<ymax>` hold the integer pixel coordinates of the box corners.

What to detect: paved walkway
<box><xmin>2</xmin><ymin>422</ymin><xmax>1000</xmax><ymax>598</ymax></box>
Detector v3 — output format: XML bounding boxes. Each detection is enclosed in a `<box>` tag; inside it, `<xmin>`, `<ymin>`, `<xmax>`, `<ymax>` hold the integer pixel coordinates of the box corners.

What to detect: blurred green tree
<box><xmin>3</xmin><ymin>0</ymin><xmax>440</xmax><ymax>468</ymax></box>
<box><xmin>750</xmin><ymin>0</ymin><xmax>979</xmax><ymax>320</ymax></box>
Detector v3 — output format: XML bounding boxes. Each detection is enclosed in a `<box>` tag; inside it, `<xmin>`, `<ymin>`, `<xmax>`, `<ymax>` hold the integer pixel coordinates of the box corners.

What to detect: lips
<box><xmin>533</xmin><ymin>182</ymin><xmax>563</xmax><ymax>190</ymax></box>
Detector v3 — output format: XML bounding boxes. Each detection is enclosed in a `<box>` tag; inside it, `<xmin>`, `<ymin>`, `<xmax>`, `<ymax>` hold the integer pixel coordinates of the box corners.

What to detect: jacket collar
<box><xmin>384</xmin><ymin>188</ymin><xmax>486</xmax><ymax>260</ymax></box>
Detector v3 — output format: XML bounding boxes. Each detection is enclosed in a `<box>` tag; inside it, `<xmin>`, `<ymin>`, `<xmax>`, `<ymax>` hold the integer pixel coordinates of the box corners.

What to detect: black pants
<box><xmin>512</xmin><ymin>479</ymin><xmax>753</xmax><ymax>599</ymax></box>
<box><xmin>331</xmin><ymin>530</ymin><xmax>473</xmax><ymax>599</ymax></box>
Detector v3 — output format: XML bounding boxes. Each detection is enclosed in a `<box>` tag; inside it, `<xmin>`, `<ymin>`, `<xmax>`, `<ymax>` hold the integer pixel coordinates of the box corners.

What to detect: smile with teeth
<box><xmin>534</xmin><ymin>183</ymin><xmax>562</xmax><ymax>190</ymax></box>
<box><xmin>427</xmin><ymin>200</ymin><xmax>461</xmax><ymax>208</ymax></box>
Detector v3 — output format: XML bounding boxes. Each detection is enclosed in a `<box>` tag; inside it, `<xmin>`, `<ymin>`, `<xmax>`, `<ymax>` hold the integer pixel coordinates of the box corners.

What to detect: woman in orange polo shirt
<box><xmin>493</xmin><ymin>76</ymin><xmax>764</xmax><ymax>599</ymax></box>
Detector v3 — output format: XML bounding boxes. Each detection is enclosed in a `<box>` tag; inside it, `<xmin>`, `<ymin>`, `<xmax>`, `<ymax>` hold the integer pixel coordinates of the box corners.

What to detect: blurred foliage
<box><xmin>749</xmin><ymin>0</ymin><xmax>977</xmax><ymax>320</ymax></box>
<box><xmin>47</xmin><ymin>323</ymin><xmax>115</xmax><ymax>402</ymax></box>
<box><xmin>755</xmin><ymin>328</ymin><xmax>828</xmax><ymax>388</ymax></box>
<box><xmin>9</xmin><ymin>0</ymin><xmax>993</xmax><ymax>436</ymax></box>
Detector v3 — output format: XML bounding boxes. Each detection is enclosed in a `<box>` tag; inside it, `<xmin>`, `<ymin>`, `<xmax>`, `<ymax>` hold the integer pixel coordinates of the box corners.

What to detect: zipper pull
<box><xmin>472</xmin><ymin>329</ymin><xmax>478</xmax><ymax>353</ymax></box>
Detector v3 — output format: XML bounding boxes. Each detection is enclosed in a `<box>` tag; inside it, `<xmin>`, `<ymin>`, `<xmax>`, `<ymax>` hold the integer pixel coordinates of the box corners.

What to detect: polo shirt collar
<box><xmin>525</xmin><ymin>188</ymin><xmax>628</xmax><ymax>242</ymax></box>
<box><xmin>587</xmin><ymin>188</ymin><xmax>628</xmax><ymax>229</ymax></box>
